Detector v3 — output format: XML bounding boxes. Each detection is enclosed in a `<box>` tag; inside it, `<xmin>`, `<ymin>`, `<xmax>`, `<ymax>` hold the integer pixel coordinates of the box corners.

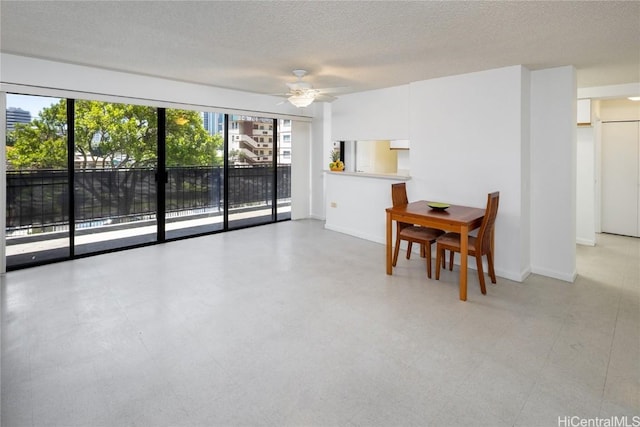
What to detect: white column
<box><xmin>530</xmin><ymin>66</ymin><xmax>577</xmax><ymax>281</ymax></box>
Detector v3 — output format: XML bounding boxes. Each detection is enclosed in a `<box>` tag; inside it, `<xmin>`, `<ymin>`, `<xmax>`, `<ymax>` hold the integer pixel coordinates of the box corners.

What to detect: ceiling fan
<box><xmin>281</xmin><ymin>69</ymin><xmax>343</xmax><ymax>108</ymax></box>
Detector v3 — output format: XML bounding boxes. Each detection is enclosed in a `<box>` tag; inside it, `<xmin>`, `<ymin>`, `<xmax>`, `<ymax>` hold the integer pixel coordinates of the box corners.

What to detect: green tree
<box><xmin>73</xmin><ymin>101</ymin><xmax>159</xmax><ymax>169</ymax></box>
<box><xmin>6</xmin><ymin>101</ymin><xmax>222</xmax><ymax>169</ymax></box>
<box><xmin>166</xmin><ymin>109</ymin><xmax>222</xmax><ymax>167</ymax></box>
<box><xmin>6</xmin><ymin>100</ymin><xmax>68</xmax><ymax>169</ymax></box>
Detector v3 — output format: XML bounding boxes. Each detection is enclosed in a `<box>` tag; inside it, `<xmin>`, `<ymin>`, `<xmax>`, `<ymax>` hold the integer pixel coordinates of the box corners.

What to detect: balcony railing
<box><xmin>6</xmin><ymin>165</ymin><xmax>291</xmax><ymax>235</ymax></box>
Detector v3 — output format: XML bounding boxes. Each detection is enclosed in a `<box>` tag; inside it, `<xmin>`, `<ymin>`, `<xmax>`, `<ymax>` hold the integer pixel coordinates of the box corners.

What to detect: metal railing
<box><xmin>6</xmin><ymin>165</ymin><xmax>291</xmax><ymax>234</ymax></box>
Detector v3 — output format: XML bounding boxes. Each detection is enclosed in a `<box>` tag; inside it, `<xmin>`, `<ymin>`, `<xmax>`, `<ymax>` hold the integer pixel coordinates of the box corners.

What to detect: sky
<box><xmin>6</xmin><ymin>93</ymin><xmax>60</xmax><ymax>118</ymax></box>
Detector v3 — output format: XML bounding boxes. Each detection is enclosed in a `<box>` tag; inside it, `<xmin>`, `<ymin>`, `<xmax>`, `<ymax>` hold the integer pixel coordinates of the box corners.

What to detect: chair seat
<box><xmin>400</xmin><ymin>226</ymin><xmax>444</xmax><ymax>241</ymax></box>
<box><xmin>437</xmin><ymin>232</ymin><xmax>478</xmax><ymax>252</ymax></box>
<box><xmin>435</xmin><ymin>191</ymin><xmax>500</xmax><ymax>297</ymax></box>
<box><xmin>391</xmin><ymin>182</ymin><xmax>447</xmax><ymax>279</ymax></box>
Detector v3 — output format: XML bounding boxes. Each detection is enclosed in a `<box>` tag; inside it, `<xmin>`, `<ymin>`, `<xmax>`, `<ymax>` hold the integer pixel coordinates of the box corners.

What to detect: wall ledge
<box><xmin>325</xmin><ymin>171</ymin><xmax>411</xmax><ymax>181</ymax></box>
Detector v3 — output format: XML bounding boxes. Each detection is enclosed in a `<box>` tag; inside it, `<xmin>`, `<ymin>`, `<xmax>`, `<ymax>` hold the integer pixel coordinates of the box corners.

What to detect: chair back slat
<box><xmin>477</xmin><ymin>191</ymin><xmax>500</xmax><ymax>254</ymax></box>
<box><xmin>391</xmin><ymin>183</ymin><xmax>409</xmax><ymax>207</ymax></box>
<box><xmin>391</xmin><ymin>183</ymin><xmax>412</xmax><ymax>231</ymax></box>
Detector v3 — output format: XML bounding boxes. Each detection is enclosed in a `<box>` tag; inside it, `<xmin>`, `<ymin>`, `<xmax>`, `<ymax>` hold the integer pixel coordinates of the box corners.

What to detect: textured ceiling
<box><xmin>1</xmin><ymin>1</ymin><xmax>639</xmax><ymax>97</ymax></box>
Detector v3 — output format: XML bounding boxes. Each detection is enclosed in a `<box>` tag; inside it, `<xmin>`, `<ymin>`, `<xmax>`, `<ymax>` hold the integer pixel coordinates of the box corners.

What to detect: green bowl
<box><xmin>428</xmin><ymin>202</ymin><xmax>450</xmax><ymax>210</ymax></box>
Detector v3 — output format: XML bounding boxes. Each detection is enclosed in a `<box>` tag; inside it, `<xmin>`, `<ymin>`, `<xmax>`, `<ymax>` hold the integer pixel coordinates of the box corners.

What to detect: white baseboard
<box><xmin>494</xmin><ymin>266</ymin><xmax>531</xmax><ymax>282</ymax></box>
<box><xmin>531</xmin><ymin>266</ymin><xmax>577</xmax><ymax>283</ymax></box>
<box><xmin>322</xmin><ymin>223</ymin><xmax>571</xmax><ymax>284</ymax></box>
<box><xmin>576</xmin><ymin>238</ymin><xmax>595</xmax><ymax>246</ymax></box>
<box><xmin>323</xmin><ymin>224</ymin><xmax>385</xmax><ymax>245</ymax></box>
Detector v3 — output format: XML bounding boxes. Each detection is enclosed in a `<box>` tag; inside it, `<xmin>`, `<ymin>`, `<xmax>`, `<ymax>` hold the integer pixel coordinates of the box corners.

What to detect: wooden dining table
<box><xmin>386</xmin><ymin>200</ymin><xmax>486</xmax><ymax>301</ymax></box>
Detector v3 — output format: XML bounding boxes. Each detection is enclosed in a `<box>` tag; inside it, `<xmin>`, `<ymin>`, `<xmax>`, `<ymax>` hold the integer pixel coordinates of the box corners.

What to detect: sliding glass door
<box><xmin>227</xmin><ymin>115</ymin><xmax>276</xmax><ymax>229</ymax></box>
<box><xmin>5</xmin><ymin>95</ymin><xmax>70</xmax><ymax>267</ymax></box>
<box><xmin>165</xmin><ymin>109</ymin><xmax>224</xmax><ymax>239</ymax></box>
<box><xmin>276</xmin><ymin>119</ymin><xmax>292</xmax><ymax>221</ymax></box>
<box><xmin>73</xmin><ymin>101</ymin><xmax>158</xmax><ymax>255</ymax></box>
<box><xmin>5</xmin><ymin>94</ymin><xmax>292</xmax><ymax>270</ymax></box>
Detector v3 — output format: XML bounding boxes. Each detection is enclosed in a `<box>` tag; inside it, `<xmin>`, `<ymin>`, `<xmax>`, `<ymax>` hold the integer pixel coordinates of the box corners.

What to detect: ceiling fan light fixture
<box><xmin>288</xmin><ymin>93</ymin><xmax>315</xmax><ymax>108</ymax></box>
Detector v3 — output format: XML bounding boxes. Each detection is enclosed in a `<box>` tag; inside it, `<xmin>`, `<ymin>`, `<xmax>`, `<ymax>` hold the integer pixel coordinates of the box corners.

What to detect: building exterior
<box><xmin>202</xmin><ymin>112</ymin><xmax>224</xmax><ymax>135</ymax></box>
<box><xmin>278</xmin><ymin>119</ymin><xmax>292</xmax><ymax>165</ymax></box>
<box><xmin>6</xmin><ymin>107</ymin><xmax>31</xmax><ymax>132</ymax></box>
<box><xmin>228</xmin><ymin>117</ymin><xmax>274</xmax><ymax>165</ymax></box>
<box><xmin>226</xmin><ymin>117</ymin><xmax>292</xmax><ymax>165</ymax></box>
<box><xmin>199</xmin><ymin>113</ymin><xmax>294</xmax><ymax>165</ymax></box>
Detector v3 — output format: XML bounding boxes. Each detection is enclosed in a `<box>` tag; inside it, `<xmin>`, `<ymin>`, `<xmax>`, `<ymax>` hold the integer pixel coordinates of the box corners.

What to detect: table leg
<box><xmin>459</xmin><ymin>224</ymin><xmax>468</xmax><ymax>301</ymax></box>
<box><xmin>386</xmin><ymin>212</ymin><xmax>393</xmax><ymax>275</ymax></box>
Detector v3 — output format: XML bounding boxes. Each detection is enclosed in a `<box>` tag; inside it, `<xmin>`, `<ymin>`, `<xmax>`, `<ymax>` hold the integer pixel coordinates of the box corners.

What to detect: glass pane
<box><xmin>165</xmin><ymin>109</ymin><xmax>224</xmax><ymax>239</ymax></box>
<box><xmin>227</xmin><ymin>115</ymin><xmax>275</xmax><ymax>228</ymax></box>
<box><xmin>73</xmin><ymin>101</ymin><xmax>157</xmax><ymax>254</ymax></box>
<box><xmin>277</xmin><ymin>119</ymin><xmax>292</xmax><ymax>221</ymax></box>
<box><xmin>5</xmin><ymin>95</ymin><xmax>69</xmax><ymax>267</ymax></box>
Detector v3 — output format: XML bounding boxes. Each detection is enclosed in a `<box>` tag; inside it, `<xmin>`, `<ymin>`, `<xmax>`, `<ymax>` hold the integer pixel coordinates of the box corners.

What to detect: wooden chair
<box><xmin>435</xmin><ymin>191</ymin><xmax>499</xmax><ymax>294</ymax></box>
<box><xmin>391</xmin><ymin>183</ymin><xmax>445</xmax><ymax>278</ymax></box>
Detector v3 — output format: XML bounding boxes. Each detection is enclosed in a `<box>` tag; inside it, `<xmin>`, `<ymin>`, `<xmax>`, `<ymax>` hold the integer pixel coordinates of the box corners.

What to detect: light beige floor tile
<box><xmin>2</xmin><ymin>222</ymin><xmax>639</xmax><ymax>426</ymax></box>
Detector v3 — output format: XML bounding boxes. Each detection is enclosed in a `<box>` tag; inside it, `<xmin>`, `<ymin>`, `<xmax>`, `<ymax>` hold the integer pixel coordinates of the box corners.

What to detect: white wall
<box><xmin>1</xmin><ymin>54</ymin><xmax>309</xmax><ymax>119</ymax></box>
<box><xmin>332</xmin><ymin>85</ymin><xmax>409</xmax><ymax>141</ymax></box>
<box><xmin>530</xmin><ymin>66</ymin><xmax>577</xmax><ymax>282</ymax></box>
<box><xmin>396</xmin><ymin>150</ymin><xmax>410</xmax><ymax>176</ymax></box>
<box><xmin>594</xmin><ymin>114</ymin><xmax>603</xmax><ymax>233</ymax></box>
<box><xmin>325</xmin><ymin>173</ymin><xmax>409</xmax><ymax>243</ymax></box>
<box><xmin>597</xmin><ymin>99</ymin><xmax>640</xmax><ymax>235</ymax></box>
<box><xmin>326</xmin><ymin>65</ymin><xmax>580</xmax><ymax>283</ymax></box>
<box><xmin>408</xmin><ymin>66</ymin><xmax>529</xmax><ymax>282</ymax></box>
<box><xmin>599</xmin><ymin>98</ymin><xmax>640</xmax><ymax>121</ymax></box>
<box><xmin>577</xmin><ymin>126</ymin><xmax>596</xmax><ymax>245</ymax></box>
<box><xmin>576</xmin><ymin>95</ymin><xmax>640</xmax><ymax>238</ymax></box>
<box><xmin>578</xmin><ymin>83</ymin><xmax>640</xmax><ymax>100</ymax></box>
<box><xmin>519</xmin><ymin>68</ymin><xmax>532</xmax><ymax>282</ymax></box>
<box><xmin>291</xmin><ymin>120</ymin><xmax>311</xmax><ymax>220</ymax></box>
<box><xmin>310</xmin><ymin>103</ymin><xmax>332</xmax><ymax>220</ymax></box>
<box><xmin>576</xmin><ymin>98</ymin><xmax>596</xmax><ymax>245</ymax></box>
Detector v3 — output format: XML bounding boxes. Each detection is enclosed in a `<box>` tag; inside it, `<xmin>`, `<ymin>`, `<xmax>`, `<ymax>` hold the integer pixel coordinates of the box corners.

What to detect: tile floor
<box><xmin>1</xmin><ymin>219</ymin><xmax>638</xmax><ymax>426</ymax></box>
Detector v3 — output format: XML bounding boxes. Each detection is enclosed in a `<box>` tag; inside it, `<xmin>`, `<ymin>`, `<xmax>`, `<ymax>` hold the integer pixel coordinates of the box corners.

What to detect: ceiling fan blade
<box><xmin>315</xmin><ymin>86</ymin><xmax>350</xmax><ymax>94</ymax></box>
<box><xmin>278</xmin><ymin>69</ymin><xmax>345</xmax><ymax>104</ymax></box>
<box><xmin>315</xmin><ymin>94</ymin><xmax>338</xmax><ymax>102</ymax></box>
<box><xmin>287</xmin><ymin>81</ymin><xmax>313</xmax><ymax>91</ymax></box>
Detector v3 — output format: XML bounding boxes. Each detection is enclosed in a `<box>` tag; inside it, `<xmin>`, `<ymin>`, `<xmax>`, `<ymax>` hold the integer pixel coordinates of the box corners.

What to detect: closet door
<box><xmin>601</xmin><ymin>121</ymin><xmax>639</xmax><ymax>237</ymax></box>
